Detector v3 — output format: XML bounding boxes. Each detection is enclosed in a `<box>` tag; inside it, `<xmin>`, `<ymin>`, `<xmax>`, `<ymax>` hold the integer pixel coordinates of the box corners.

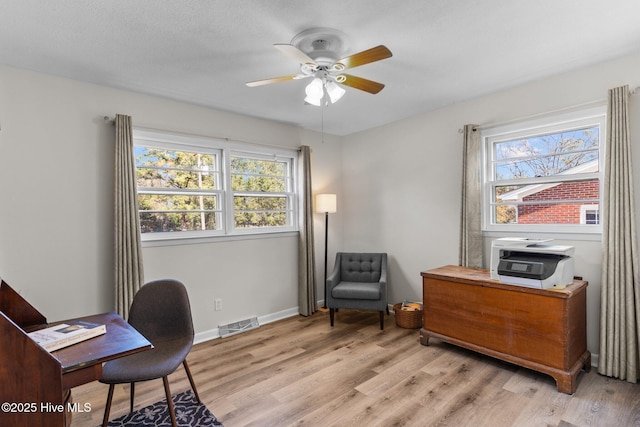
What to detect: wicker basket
<box><xmin>393</xmin><ymin>303</ymin><xmax>423</xmax><ymax>329</ymax></box>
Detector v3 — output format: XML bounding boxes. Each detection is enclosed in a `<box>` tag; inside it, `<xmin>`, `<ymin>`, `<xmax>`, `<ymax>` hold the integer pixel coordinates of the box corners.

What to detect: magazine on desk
<box><xmin>27</xmin><ymin>320</ymin><xmax>106</xmax><ymax>352</ymax></box>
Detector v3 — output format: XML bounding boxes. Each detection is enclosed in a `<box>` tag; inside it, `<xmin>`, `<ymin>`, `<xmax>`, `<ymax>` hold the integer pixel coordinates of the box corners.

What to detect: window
<box><xmin>580</xmin><ymin>205</ymin><xmax>600</xmax><ymax>225</ymax></box>
<box><xmin>136</xmin><ymin>146</ymin><xmax>222</xmax><ymax>235</ymax></box>
<box><xmin>482</xmin><ymin>106</ymin><xmax>605</xmax><ymax>233</ymax></box>
<box><xmin>133</xmin><ymin>129</ymin><xmax>298</xmax><ymax>242</ymax></box>
<box><xmin>230</xmin><ymin>152</ymin><xmax>296</xmax><ymax>232</ymax></box>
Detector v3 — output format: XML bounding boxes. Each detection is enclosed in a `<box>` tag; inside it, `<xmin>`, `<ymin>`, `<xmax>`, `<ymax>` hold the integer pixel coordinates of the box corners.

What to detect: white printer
<box><xmin>490</xmin><ymin>238</ymin><xmax>575</xmax><ymax>289</ymax></box>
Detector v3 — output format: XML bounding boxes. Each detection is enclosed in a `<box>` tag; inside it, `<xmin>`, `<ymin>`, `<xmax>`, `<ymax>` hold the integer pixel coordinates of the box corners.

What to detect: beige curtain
<box><xmin>298</xmin><ymin>145</ymin><xmax>317</xmax><ymax>316</ymax></box>
<box><xmin>114</xmin><ymin>114</ymin><xmax>144</xmax><ymax>319</ymax></box>
<box><xmin>459</xmin><ymin>124</ymin><xmax>483</xmax><ymax>268</ymax></box>
<box><xmin>599</xmin><ymin>85</ymin><xmax>640</xmax><ymax>383</ymax></box>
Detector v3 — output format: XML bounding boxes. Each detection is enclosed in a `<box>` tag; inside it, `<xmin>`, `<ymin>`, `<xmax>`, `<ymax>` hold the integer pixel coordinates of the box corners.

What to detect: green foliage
<box><xmin>135</xmin><ymin>149</ymin><xmax>291</xmax><ymax>232</ymax></box>
<box><xmin>136</xmin><ymin>148</ymin><xmax>217</xmax><ymax>232</ymax></box>
<box><xmin>231</xmin><ymin>157</ymin><xmax>289</xmax><ymax>228</ymax></box>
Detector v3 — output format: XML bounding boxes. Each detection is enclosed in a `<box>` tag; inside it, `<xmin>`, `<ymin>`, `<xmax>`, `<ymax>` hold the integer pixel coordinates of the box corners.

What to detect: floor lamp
<box><xmin>316</xmin><ymin>194</ymin><xmax>337</xmax><ymax>310</ymax></box>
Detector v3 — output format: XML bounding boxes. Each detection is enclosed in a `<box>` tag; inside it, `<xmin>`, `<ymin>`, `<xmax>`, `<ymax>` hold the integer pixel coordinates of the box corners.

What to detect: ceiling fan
<box><xmin>246</xmin><ymin>28</ymin><xmax>392</xmax><ymax>106</ymax></box>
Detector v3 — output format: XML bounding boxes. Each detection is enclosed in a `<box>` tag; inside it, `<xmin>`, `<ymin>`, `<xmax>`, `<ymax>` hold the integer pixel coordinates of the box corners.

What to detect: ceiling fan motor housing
<box><xmin>291</xmin><ymin>28</ymin><xmax>349</xmax><ymax>64</ymax></box>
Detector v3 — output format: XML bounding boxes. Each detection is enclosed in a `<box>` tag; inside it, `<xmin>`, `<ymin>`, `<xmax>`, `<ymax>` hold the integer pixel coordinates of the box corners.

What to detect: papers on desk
<box><xmin>28</xmin><ymin>320</ymin><xmax>106</xmax><ymax>352</ymax></box>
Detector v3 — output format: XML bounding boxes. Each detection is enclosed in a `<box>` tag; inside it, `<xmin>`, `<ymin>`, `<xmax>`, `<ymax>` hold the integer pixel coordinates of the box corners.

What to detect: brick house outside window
<box><xmin>499</xmin><ymin>160</ymin><xmax>599</xmax><ymax>225</ymax></box>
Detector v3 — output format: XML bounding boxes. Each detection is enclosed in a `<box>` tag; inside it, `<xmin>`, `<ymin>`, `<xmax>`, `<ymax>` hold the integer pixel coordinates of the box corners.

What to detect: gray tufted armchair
<box><xmin>326</xmin><ymin>252</ymin><xmax>389</xmax><ymax>330</ymax></box>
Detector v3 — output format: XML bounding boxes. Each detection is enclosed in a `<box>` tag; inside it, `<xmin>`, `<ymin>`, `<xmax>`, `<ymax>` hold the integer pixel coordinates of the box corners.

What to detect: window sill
<box><xmin>141</xmin><ymin>230</ymin><xmax>299</xmax><ymax>247</ymax></box>
<box><xmin>483</xmin><ymin>229</ymin><xmax>602</xmax><ymax>242</ymax></box>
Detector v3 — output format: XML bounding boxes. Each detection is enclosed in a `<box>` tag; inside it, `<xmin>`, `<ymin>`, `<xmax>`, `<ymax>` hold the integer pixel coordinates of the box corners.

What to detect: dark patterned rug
<box><xmin>105</xmin><ymin>390</ymin><xmax>223</xmax><ymax>426</ymax></box>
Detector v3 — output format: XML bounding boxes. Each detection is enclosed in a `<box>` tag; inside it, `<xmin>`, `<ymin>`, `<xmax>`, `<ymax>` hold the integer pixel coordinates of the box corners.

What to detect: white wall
<box><xmin>341</xmin><ymin>52</ymin><xmax>640</xmax><ymax>359</ymax></box>
<box><xmin>0</xmin><ymin>65</ymin><xmax>343</xmax><ymax>336</ymax></box>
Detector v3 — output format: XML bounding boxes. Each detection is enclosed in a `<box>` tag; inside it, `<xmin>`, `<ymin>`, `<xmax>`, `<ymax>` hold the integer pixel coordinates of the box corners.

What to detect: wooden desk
<box><xmin>0</xmin><ymin>281</ymin><xmax>151</xmax><ymax>427</ymax></box>
<box><xmin>420</xmin><ymin>265</ymin><xmax>590</xmax><ymax>394</ymax></box>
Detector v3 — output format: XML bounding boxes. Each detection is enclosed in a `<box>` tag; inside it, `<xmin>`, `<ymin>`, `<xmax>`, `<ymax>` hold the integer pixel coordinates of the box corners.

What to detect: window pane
<box><xmin>135</xmin><ymin>147</ymin><xmax>217</xmax><ymax>190</ymax></box>
<box><xmin>137</xmin><ymin>168</ymin><xmax>216</xmax><ymax>189</ymax></box>
<box><xmin>495</xmin><ymin>151</ymin><xmax>599</xmax><ymax>179</ymax></box>
<box><xmin>493</xmin><ymin>127</ymin><xmax>599</xmax><ymax>179</ymax></box>
<box><xmin>234</xmin><ymin>211</ymin><xmax>287</xmax><ymax>228</ymax></box>
<box><xmin>234</xmin><ymin>196</ymin><xmax>288</xmax><ymax>228</ymax></box>
<box><xmin>494</xmin><ymin>179</ymin><xmax>599</xmax><ymax>225</ymax></box>
<box><xmin>495</xmin><ymin>179</ymin><xmax>599</xmax><ymax>203</ymax></box>
<box><xmin>494</xmin><ymin>127</ymin><xmax>599</xmax><ymax>160</ymax></box>
<box><xmin>494</xmin><ymin>205</ymin><xmax>517</xmax><ymax>224</ymax></box>
<box><xmin>140</xmin><ymin>212</ymin><xmax>217</xmax><ymax>232</ymax></box>
<box><xmin>231</xmin><ymin>157</ymin><xmax>287</xmax><ymax>192</ymax></box>
<box><xmin>232</xmin><ymin>175</ymin><xmax>286</xmax><ymax>192</ymax></box>
<box><xmin>584</xmin><ymin>209</ymin><xmax>599</xmax><ymax>225</ymax></box>
<box><xmin>231</xmin><ymin>157</ymin><xmax>285</xmax><ymax>175</ymax></box>
<box><xmin>135</xmin><ymin>147</ymin><xmax>215</xmax><ymax>171</ymax></box>
<box><xmin>139</xmin><ymin>194</ymin><xmax>217</xmax><ymax>211</ymax></box>
<box><xmin>234</xmin><ymin>196</ymin><xmax>287</xmax><ymax>211</ymax></box>
<box><xmin>513</xmin><ymin>202</ymin><xmax>599</xmax><ymax>225</ymax></box>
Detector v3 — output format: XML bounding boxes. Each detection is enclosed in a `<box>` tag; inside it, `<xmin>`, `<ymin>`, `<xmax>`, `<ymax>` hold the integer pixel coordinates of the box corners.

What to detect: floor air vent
<box><xmin>219</xmin><ymin>316</ymin><xmax>259</xmax><ymax>338</ymax></box>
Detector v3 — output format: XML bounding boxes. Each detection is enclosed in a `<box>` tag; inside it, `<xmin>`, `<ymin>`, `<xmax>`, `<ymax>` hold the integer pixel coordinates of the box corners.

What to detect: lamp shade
<box><xmin>325</xmin><ymin>81</ymin><xmax>346</xmax><ymax>104</ymax></box>
<box><xmin>315</xmin><ymin>193</ymin><xmax>337</xmax><ymax>213</ymax></box>
<box><xmin>304</xmin><ymin>78</ymin><xmax>324</xmax><ymax>106</ymax></box>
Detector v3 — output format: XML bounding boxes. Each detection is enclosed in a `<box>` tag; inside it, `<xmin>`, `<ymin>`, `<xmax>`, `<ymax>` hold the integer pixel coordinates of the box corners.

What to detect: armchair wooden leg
<box><xmin>102</xmin><ymin>384</ymin><xmax>115</xmax><ymax>427</ymax></box>
<box><xmin>183</xmin><ymin>359</ymin><xmax>201</xmax><ymax>403</ymax></box>
<box><xmin>162</xmin><ymin>376</ymin><xmax>178</xmax><ymax>427</ymax></box>
<box><xmin>379</xmin><ymin>311</ymin><xmax>384</xmax><ymax>330</ymax></box>
<box><xmin>330</xmin><ymin>308</ymin><xmax>335</xmax><ymax>327</ymax></box>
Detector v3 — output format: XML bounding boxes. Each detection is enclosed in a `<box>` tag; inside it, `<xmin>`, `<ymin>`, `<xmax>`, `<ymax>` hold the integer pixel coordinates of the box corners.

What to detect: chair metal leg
<box><xmin>329</xmin><ymin>308</ymin><xmax>335</xmax><ymax>326</ymax></box>
<box><xmin>162</xmin><ymin>376</ymin><xmax>178</xmax><ymax>427</ymax></box>
<box><xmin>102</xmin><ymin>384</ymin><xmax>115</xmax><ymax>427</ymax></box>
<box><xmin>379</xmin><ymin>311</ymin><xmax>384</xmax><ymax>330</ymax></box>
<box><xmin>183</xmin><ymin>359</ymin><xmax>201</xmax><ymax>403</ymax></box>
<box><xmin>129</xmin><ymin>382</ymin><xmax>135</xmax><ymax>413</ymax></box>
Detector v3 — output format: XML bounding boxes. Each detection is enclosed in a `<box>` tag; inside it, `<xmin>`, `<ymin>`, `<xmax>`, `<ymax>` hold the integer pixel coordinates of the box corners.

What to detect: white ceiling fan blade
<box><xmin>274</xmin><ymin>44</ymin><xmax>317</xmax><ymax>66</ymax></box>
<box><xmin>246</xmin><ymin>74</ymin><xmax>310</xmax><ymax>87</ymax></box>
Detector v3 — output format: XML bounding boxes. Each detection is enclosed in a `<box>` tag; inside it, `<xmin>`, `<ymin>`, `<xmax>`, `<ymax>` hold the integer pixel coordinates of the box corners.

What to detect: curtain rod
<box><xmin>458</xmin><ymin>86</ymin><xmax>639</xmax><ymax>134</ymax></box>
<box><xmin>103</xmin><ymin>116</ymin><xmax>301</xmax><ymax>151</ymax></box>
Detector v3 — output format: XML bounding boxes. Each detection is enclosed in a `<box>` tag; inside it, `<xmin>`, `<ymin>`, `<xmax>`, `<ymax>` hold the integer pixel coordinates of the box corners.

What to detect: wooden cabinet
<box><xmin>420</xmin><ymin>265</ymin><xmax>590</xmax><ymax>394</ymax></box>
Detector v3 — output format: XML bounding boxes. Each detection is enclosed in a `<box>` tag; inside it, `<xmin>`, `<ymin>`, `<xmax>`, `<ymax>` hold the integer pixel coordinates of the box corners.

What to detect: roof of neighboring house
<box><xmin>499</xmin><ymin>159</ymin><xmax>598</xmax><ymax>202</ymax></box>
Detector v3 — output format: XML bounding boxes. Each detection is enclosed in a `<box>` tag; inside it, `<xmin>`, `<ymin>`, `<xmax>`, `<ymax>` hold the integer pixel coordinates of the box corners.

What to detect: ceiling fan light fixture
<box><xmin>325</xmin><ymin>80</ymin><xmax>345</xmax><ymax>103</ymax></box>
<box><xmin>305</xmin><ymin>78</ymin><xmax>325</xmax><ymax>105</ymax></box>
<box><xmin>305</xmin><ymin>77</ymin><xmax>324</xmax><ymax>96</ymax></box>
<box><xmin>304</xmin><ymin>94</ymin><xmax>322</xmax><ymax>106</ymax></box>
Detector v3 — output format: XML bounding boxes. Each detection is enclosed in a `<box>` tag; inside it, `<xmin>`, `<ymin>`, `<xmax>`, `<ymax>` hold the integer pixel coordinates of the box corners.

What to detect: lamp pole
<box><xmin>315</xmin><ymin>194</ymin><xmax>337</xmax><ymax>310</ymax></box>
<box><xmin>323</xmin><ymin>210</ymin><xmax>329</xmax><ymax>309</ymax></box>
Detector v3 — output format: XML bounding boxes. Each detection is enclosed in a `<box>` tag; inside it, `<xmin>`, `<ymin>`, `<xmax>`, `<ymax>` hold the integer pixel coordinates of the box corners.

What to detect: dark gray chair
<box><xmin>326</xmin><ymin>252</ymin><xmax>389</xmax><ymax>330</ymax></box>
<box><xmin>100</xmin><ymin>279</ymin><xmax>200</xmax><ymax>427</ymax></box>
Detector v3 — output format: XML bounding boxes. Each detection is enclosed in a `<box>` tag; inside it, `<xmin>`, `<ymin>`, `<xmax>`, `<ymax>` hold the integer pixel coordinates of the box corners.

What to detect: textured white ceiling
<box><xmin>2</xmin><ymin>0</ymin><xmax>640</xmax><ymax>135</ymax></box>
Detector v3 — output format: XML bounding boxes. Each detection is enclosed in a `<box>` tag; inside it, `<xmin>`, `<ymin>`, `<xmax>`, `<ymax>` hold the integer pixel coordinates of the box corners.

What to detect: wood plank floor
<box><xmin>71</xmin><ymin>310</ymin><xmax>640</xmax><ymax>427</ymax></box>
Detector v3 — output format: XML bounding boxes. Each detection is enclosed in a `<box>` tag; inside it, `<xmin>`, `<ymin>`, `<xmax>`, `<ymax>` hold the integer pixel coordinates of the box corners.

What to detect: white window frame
<box><xmin>481</xmin><ymin>105</ymin><xmax>605</xmax><ymax>235</ymax></box>
<box><xmin>133</xmin><ymin>128</ymin><xmax>299</xmax><ymax>244</ymax></box>
<box><xmin>580</xmin><ymin>204</ymin><xmax>600</xmax><ymax>225</ymax></box>
<box><xmin>225</xmin><ymin>149</ymin><xmax>297</xmax><ymax>235</ymax></box>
